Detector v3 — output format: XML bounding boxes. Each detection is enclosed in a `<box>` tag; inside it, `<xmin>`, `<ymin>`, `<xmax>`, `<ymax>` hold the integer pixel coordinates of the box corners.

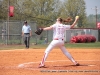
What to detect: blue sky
<box><xmin>84</xmin><ymin>0</ymin><xmax>100</xmax><ymax>15</ymax></box>
<box><xmin>60</xmin><ymin>0</ymin><xmax>100</xmax><ymax>16</ymax></box>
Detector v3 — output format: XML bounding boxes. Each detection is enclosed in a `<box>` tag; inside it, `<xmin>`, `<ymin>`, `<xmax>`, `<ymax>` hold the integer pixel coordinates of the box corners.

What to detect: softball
<box><xmin>75</xmin><ymin>16</ymin><xmax>79</xmax><ymax>19</ymax></box>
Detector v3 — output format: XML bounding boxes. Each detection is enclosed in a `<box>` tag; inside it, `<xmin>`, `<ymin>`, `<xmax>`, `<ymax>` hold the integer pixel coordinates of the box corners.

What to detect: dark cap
<box><xmin>24</xmin><ymin>21</ymin><xmax>27</xmax><ymax>23</ymax></box>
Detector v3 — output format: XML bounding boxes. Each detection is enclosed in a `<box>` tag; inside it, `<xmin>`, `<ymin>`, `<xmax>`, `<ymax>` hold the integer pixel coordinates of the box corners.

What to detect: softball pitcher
<box><xmin>39</xmin><ymin>16</ymin><xmax>79</xmax><ymax>68</ymax></box>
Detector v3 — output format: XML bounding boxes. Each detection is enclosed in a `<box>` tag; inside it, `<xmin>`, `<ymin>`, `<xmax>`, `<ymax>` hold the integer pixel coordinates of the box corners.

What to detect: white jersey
<box><xmin>51</xmin><ymin>23</ymin><xmax>70</xmax><ymax>39</ymax></box>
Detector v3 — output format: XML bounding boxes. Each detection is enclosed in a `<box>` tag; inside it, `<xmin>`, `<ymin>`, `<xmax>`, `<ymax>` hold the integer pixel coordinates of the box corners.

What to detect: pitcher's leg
<box><xmin>39</xmin><ymin>41</ymin><xmax>56</xmax><ymax>68</ymax></box>
<box><xmin>59</xmin><ymin>46</ymin><xmax>79</xmax><ymax>65</ymax></box>
<box><xmin>39</xmin><ymin>44</ymin><xmax>54</xmax><ymax>67</ymax></box>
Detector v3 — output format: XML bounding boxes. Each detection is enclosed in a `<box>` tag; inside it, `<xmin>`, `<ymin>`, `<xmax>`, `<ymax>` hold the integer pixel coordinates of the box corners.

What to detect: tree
<box><xmin>61</xmin><ymin>0</ymin><xmax>87</xmax><ymax>28</ymax></box>
<box><xmin>87</xmin><ymin>14</ymin><xmax>100</xmax><ymax>28</ymax></box>
<box><xmin>0</xmin><ymin>0</ymin><xmax>22</xmax><ymax>20</ymax></box>
<box><xmin>0</xmin><ymin>0</ymin><xmax>63</xmax><ymax>26</ymax></box>
<box><xmin>97</xmin><ymin>14</ymin><xmax>100</xmax><ymax>23</ymax></box>
<box><xmin>0</xmin><ymin>0</ymin><xmax>8</xmax><ymax>20</ymax></box>
<box><xmin>28</xmin><ymin>0</ymin><xmax>61</xmax><ymax>26</ymax></box>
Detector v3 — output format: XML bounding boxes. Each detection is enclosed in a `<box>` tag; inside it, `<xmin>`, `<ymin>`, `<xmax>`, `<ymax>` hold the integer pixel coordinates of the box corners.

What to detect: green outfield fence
<box><xmin>0</xmin><ymin>21</ymin><xmax>100</xmax><ymax>45</ymax></box>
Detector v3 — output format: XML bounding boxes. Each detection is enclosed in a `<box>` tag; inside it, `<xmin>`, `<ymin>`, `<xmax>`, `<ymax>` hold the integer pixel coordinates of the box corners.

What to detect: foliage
<box><xmin>62</xmin><ymin>0</ymin><xmax>87</xmax><ymax>28</ymax></box>
<box><xmin>87</xmin><ymin>14</ymin><xmax>96</xmax><ymax>28</ymax></box>
<box><xmin>87</xmin><ymin>14</ymin><xmax>100</xmax><ymax>28</ymax></box>
<box><xmin>0</xmin><ymin>0</ymin><xmax>90</xmax><ymax>28</ymax></box>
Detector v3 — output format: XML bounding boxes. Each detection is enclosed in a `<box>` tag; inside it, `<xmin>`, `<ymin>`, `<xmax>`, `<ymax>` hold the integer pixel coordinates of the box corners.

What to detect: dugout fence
<box><xmin>0</xmin><ymin>21</ymin><xmax>99</xmax><ymax>45</ymax></box>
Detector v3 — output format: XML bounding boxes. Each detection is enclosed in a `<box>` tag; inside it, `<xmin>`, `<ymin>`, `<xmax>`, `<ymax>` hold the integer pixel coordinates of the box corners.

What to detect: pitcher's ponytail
<box><xmin>57</xmin><ymin>17</ymin><xmax>73</xmax><ymax>23</ymax></box>
<box><xmin>63</xmin><ymin>17</ymin><xmax>73</xmax><ymax>23</ymax></box>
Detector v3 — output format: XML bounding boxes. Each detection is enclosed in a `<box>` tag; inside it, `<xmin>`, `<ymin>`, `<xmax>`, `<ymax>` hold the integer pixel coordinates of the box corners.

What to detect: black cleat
<box><xmin>75</xmin><ymin>63</ymin><xmax>80</xmax><ymax>66</ymax></box>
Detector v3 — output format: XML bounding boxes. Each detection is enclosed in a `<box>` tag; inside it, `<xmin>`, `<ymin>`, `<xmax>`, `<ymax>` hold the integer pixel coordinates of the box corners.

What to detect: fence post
<box><xmin>98</xmin><ymin>29</ymin><xmax>100</xmax><ymax>41</ymax></box>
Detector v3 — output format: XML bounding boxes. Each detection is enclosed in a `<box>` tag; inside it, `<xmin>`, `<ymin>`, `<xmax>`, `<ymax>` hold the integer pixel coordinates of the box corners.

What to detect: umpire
<box><xmin>22</xmin><ymin>21</ymin><xmax>32</xmax><ymax>48</ymax></box>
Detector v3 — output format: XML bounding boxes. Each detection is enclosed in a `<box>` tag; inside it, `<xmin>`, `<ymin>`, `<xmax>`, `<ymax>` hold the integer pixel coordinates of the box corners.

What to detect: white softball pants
<box><xmin>41</xmin><ymin>39</ymin><xmax>76</xmax><ymax>65</ymax></box>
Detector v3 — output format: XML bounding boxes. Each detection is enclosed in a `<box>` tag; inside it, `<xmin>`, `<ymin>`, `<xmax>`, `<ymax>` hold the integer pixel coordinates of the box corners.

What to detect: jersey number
<box><xmin>57</xmin><ymin>27</ymin><xmax>64</xmax><ymax>35</ymax></box>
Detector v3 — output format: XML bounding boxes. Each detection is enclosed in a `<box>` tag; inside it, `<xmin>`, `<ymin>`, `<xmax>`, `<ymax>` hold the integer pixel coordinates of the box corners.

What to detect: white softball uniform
<box><xmin>40</xmin><ymin>23</ymin><xmax>76</xmax><ymax>66</ymax></box>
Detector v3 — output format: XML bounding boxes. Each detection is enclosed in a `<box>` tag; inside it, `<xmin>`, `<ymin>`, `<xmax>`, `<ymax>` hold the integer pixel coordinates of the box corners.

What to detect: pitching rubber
<box><xmin>18</xmin><ymin>64</ymin><xmax>25</xmax><ymax>68</ymax></box>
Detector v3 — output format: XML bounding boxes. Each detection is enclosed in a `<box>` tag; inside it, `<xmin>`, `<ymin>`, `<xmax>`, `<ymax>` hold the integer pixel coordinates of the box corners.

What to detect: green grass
<box><xmin>0</xmin><ymin>42</ymin><xmax>100</xmax><ymax>50</ymax></box>
<box><xmin>64</xmin><ymin>42</ymin><xmax>100</xmax><ymax>48</ymax></box>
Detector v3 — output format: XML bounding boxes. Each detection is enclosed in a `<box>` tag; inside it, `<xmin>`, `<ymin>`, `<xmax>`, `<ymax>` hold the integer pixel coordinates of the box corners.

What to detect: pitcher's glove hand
<box><xmin>35</xmin><ymin>28</ymin><xmax>43</xmax><ymax>35</ymax></box>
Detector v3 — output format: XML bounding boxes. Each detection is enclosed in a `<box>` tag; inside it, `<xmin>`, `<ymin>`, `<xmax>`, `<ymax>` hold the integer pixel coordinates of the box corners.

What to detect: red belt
<box><xmin>54</xmin><ymin>38</ymin><xmax>63</xmax><ymax>40</ymax></box>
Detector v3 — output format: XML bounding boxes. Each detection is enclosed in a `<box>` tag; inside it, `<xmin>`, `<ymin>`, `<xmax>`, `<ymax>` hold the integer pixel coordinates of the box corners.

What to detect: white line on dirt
<box><xmin>18</xmin><ymin>60</ymin><xmax>100</xmax><ymax>65</ymax></box>
<box><xmin>0</xmin><ymin>60</ymin><xmax>98</xmax><ymax>70</ymax></box>
<box><xmin>17</xmin><ymin>60</ymin><xmax>99</xmax><ymax>68</ymax></box>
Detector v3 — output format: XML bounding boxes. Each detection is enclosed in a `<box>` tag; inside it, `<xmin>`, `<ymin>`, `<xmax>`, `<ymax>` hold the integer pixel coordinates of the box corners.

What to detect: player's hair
<box><xmin>57</xmin><ymin>17</ymin><xmax>73</xmax><ymax>23</ymax></box>
<box><xmin>24</xmin><ymin>21</ymin><xmax>27</xmax><ymax>23</ymax></box>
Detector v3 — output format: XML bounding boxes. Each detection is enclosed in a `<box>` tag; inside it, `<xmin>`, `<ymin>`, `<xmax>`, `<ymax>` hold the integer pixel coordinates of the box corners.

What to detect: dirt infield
<box><xmin>0</xmin><ymin>48</ymin><xmax>100</xmax><ymax>75</ymax></box>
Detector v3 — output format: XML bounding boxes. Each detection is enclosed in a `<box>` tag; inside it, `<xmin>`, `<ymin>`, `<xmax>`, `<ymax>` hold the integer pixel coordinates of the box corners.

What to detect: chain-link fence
<box><xmin>65</xmin><ymin>29</ymin><xmax>99</xmax><ymax>42</ymax></box>
<box><xmin>0</xmin><ymin>21</ymin><xmax>99</xmax><ymax>45</ymax></box>
<box><xmin>0</xmin><ymin>21</ymin><xmax>37</xmax><ymax>45</ymax></box>
<box><xmin>0</xmin><ymin>21</ymin><xmax>54</xmax><ymax>45</ymax></box>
